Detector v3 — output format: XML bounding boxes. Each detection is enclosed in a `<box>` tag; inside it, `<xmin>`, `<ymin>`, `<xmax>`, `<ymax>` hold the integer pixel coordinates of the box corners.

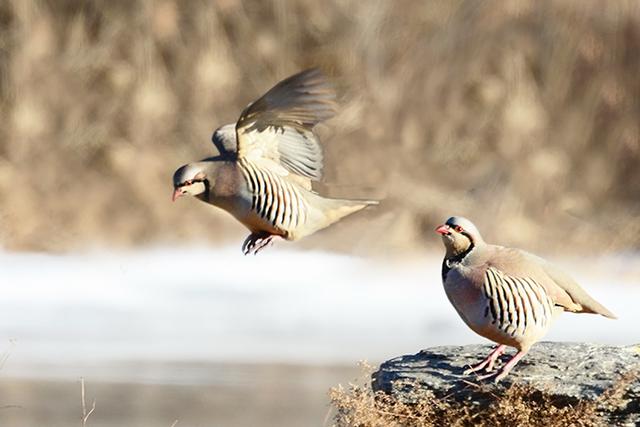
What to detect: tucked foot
<box><xmin>242</xmin><ymin>233</ymin><xmax>275</xmax><ymax>255</ymax></box>
<box><xmin>463</xmin><ymin>344</ymin><xmax>506</xmax><ymax>375</ymax></box>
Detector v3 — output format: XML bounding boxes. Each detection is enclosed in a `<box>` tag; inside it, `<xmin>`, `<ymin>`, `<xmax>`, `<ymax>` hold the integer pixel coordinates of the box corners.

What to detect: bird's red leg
<box><xmin>463</xmin><ymin>344</ymin><xmax>506</xmax><ymax>375</ymax></box>
<box><xmin>475</xmin><ymin>349</ymin><xmax>528</xmax><ymax>382</ymax></box>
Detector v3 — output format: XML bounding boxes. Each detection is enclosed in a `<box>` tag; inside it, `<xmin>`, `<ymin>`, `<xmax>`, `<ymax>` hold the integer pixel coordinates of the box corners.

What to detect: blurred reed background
<box><xmin>0</xmin><ymin>0</ymin><xmax>638</xmax><ymax>254</ymax></box>
<box><xmin>0</xmin><ymin>1</ymin><xmax>639</xmax><ymax>426</ymax></box>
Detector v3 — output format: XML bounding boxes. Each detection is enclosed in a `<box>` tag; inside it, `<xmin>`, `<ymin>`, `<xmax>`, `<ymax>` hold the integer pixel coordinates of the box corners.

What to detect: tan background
<box><xmin>0</xmin><ymin>0</ymin><xmax>638</xmax><ymax>254</ymax></box>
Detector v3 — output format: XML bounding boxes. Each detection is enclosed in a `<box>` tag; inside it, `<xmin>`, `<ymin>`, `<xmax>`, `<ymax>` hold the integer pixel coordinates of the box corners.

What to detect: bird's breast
<box><xmin>212</xmin><ymin>164</ymin><xmax>244</xmax><ymax>198</ymax></box>
<box><xmin>444</xmin><ymin>265</ymin><xmax>556</xmax><ymax>349</ymax></box>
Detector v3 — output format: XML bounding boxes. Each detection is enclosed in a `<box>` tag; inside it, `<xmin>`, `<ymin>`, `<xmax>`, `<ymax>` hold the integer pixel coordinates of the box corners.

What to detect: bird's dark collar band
<box><xmin>202</xmin><ymin>179</ymin><xmax>211</xmax><ymax>202</ymax></box>
<box><xmin>451</xmin><ymin>242</ymin><xmax>475</xmax><ymax>263</ymax></box>
<box><xmin>442</xmin><ymin>242</ymin><xmax>475</xmax><ymax>281</ymax></box>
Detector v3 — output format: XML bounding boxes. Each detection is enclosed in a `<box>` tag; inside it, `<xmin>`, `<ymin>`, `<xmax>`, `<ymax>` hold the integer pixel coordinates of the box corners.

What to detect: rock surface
<box><xmin>372</xmin><ymin>342</ymin><xmax>640</xmax><ymax>425</ymax></box>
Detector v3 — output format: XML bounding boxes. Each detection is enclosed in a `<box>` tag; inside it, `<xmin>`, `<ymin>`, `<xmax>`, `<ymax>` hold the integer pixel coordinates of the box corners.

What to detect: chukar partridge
<box><xmin>173</xmin><ymin>68</ymin><xmax>376</xmax><ymax>254</ymax></box>
<box><xmin>436</xmin><ymin>216</ymin><xmax>616</xmax><ymax>382</ymax></box>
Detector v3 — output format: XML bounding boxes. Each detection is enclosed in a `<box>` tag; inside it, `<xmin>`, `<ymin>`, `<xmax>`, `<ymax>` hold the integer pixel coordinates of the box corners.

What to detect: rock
<box><xmin>372</xmin><ymin>342</ymin><xmax>640</xmax><ymax>426</ymax></box>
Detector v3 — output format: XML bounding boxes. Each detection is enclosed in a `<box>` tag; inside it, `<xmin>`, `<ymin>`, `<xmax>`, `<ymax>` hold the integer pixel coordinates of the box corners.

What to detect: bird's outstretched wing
<box><xmin>234</xmin><ymin>68</ymin><xmax>337</xmax><ymax>180</ymax></box>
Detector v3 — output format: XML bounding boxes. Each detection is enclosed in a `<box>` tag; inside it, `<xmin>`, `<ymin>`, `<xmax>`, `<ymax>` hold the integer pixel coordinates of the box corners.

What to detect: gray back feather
<box><xmin>210</xmin><ymin>123</ymin><xmax>238</xmax><ymax>160</ymax></box>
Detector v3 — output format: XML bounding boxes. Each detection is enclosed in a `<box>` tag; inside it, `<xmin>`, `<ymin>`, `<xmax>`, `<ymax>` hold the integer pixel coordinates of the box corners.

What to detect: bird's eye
<box><xmin>455</xmin><ymin>225</ymin><xmax>464</xmax><ymax>232</ymax></box>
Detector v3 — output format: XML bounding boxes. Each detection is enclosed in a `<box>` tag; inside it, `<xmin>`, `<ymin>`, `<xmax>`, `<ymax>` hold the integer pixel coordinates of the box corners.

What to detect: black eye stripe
<box><xmin>183</xmin><ymin>178</ymin><xmax>205</xmax><ymax>186</ymax></box>
<box><xmin>446</xmin><ymin>223</ymin><xmax>466</xmax><ymax>231</ymax></box>
<box><xmin>446</xmin><ymin>223</ymin><xmax>472</xmax><ymax>237</ymax></box>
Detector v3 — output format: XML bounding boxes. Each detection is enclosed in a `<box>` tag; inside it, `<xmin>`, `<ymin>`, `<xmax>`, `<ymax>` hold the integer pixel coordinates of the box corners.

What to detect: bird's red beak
<box><xmin>172</xmin><ymin>188</ymin><xmax>184</xmax><ymax>202</ymax></box>
<box><xmin>435</xmin><ymin>224</ymin><xmax>450</xmax><ymax>235</ymax></box>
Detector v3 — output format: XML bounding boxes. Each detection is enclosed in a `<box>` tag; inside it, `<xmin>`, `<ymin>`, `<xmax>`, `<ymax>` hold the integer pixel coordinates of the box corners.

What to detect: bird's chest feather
<box><xmin>443</xmin><ymin>264</ymin><xmax>485</xmax><ymax>309</ymax></box>
<box><xmin>443</xmin><ymin>263</ymin><xmax>498</xmax><ymax>331</ymax></box>
<box><xmin>212</xmin><ymin>165</ymin><xmax>243</xmax><ymax>198</ymax></box>
<box><xmin>205</xmin><ymin>166</ymin><xmax>254</xmax><ymax>224</ymax></box>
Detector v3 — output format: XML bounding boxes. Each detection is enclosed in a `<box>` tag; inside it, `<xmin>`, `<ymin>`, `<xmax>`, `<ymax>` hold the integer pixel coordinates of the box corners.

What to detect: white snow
<box><xmin>0</xmin><ymin>247</ymin><xmax>637</xmax><ymax>382</ymax></box>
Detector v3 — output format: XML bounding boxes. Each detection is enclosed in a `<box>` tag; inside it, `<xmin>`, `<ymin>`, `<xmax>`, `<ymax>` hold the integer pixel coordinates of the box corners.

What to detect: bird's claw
<box><xmin>463</xmin><ymin>345</ymin><xmax>505</xmax><ymax>376</ymax></box>
<box><xmin>473</xmin><ymin>368</ymin><xmax>509</xmax><ymax>383</ymax></box>
<box><xmin>463</xmin><ymin>360</ymin><xmax>499</xmax><ymax>376</ymax></box>
<box><xmin>463</xmin><ymin>363</ymin><xmax>489</xmax><ymax>376</ymax></box>
<box><xmin>473</xmin><ymin>370</ymin><xmax>500</xmax><ymax>381</ymax></box>
<box><xmin>242</xmin><ymin>234</ymin><xmax>274</xmax><ymax>255</ymax></box>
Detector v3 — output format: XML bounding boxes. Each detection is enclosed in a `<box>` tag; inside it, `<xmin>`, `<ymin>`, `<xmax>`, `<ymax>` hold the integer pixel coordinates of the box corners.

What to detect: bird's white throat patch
<box><xmin>181</xmin><ymin>181</ymin><xmax>206</xmax><ymax>196</ymax></box>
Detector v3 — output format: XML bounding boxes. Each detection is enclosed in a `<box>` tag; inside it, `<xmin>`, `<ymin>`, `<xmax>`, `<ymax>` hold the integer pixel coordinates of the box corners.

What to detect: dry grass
<box><xmin>80</xmin><ymin>378</ymin><xmax>96</xmax><ymax>427</ymax></box>
<box><xmin>328</xmin><ymin>370</ymin><xmax>638</xmax><ymax>427</ymax></box>
<box><xmin>0</xmin><ymin>0</ymin><xmax>638</xmax><ymax>253</ymax></box>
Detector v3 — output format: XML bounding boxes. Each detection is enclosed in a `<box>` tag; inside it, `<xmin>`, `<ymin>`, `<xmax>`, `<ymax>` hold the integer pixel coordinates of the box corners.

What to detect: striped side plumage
<box><xmin>238</xmin><ymin>158</ymin><xmax>308</xmax><ymax>234</ymax></box>
<box><xmin>482</xmin><ymin>267</ymin><xmax>554</xmax><ymax>337</ymax></box>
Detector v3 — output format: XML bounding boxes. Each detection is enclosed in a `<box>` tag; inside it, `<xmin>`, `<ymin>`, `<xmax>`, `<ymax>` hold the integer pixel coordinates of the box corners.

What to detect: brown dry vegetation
<box><xmin>329</xmin><ymin>370</ymin><xmax>638</xmax><ymax>427</ymax></box>
<box><xmin>0</xmin><ymin>0</ymin><xmax>638</xmax><ymax>253</ymax></box>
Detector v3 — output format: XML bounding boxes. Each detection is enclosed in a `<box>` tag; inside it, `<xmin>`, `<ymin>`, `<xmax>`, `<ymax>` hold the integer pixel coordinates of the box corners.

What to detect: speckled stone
<box><xmin>372</xmin><ymin>342</ymin><xmax>640</xmax><ymax>425</ymax></box>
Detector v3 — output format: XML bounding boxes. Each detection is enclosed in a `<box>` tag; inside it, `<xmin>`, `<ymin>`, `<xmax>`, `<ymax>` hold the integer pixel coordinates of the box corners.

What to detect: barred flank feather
<box><xmin>239</xmin><ymin>158</ymin><xmax>307</xmax><ymax>231</ymax></box>
<box><xmin>239</xmin><ymin>158</ymin><xmax>375</xmax><ymax>238</ymax></box>
<box><xmin>482</xmin><ymin>267</ymin><xmax>554</xmax><ymax>337</ymax></box>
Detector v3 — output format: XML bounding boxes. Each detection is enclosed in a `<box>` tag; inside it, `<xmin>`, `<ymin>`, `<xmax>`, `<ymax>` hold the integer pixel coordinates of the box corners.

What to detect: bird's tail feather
<box><xmin>579</xmin><ymin>301</ymin><xmax>617</xmax><ymax>319</ymax></box>
<box><xmin>322</xmin><ymin>198</ymin><xmax>378</xmax><ymax>224</ymax></box>
<box><xmin>293</xmin><ymin>195</ymin><xmax>377</xmax><ymax>240</ymax></box>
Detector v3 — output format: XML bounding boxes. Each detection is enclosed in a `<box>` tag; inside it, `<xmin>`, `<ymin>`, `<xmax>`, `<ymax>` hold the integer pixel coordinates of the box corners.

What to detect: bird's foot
<box><xmin>473</xmin><ymin>366</ymin><xmax>510</xmax><ymax>383</ymax></box>
<box><xmin>463</xmin><ymin>360</ymin><xmax>491</xmax><ymax>376</ymax></box>
<box><xmin>463</xmin><ymin>344</ymin><xmax>506</xmax><ymax>375</ymax></box>
<box><xmin>468</xmin><ymin>349</ymin><xmax>527</xmax><ymax>383</ymax></box>
<box><xmin>242</xmin><ymin>233</ymin><xmax>275</xmax><ymax>255</ymax></box>
<box><xmin>474</xmin><ymin>370</ymin><xmax>500</xmax><ymax>382</ymax></box>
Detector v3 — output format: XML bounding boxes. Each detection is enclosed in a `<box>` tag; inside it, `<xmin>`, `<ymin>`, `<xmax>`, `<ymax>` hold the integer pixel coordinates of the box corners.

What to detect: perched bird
<box><xmin>436</xmin><ymin>216</ymin><xmax>616</xmax><ymax>382</ymax></box>
<box><xmin>173</xmin><ymin>68</ymin><xmax>376</xmax><ymax>254</ymax></box>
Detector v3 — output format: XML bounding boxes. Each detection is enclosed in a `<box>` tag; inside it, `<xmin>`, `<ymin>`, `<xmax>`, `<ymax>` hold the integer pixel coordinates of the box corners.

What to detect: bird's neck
<box><xmin>442</xmin><ymin>243</ymin><xmax>476</xmax><ymax>281</ymax></box>
<box><xmin>195</xmin><ymin>179</ymin><xmax>211</xmax><ymax>203</ymax></box>
<box><xmin>196</xmin><ymin>192</ymin><xmax>210</xmax><ymax>203</ymax></box>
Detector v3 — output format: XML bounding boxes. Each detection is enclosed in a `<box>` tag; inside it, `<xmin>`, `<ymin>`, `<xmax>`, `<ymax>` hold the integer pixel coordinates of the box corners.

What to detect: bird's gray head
<box><xmin>172</xmin><ymin>163</ymin><xmax>209</xmax><ymax>202</ymax></box>
<box><xmin>435</xmin><ymin>216</ymin><xmax>484</xmax><ymax>257</ymax></box>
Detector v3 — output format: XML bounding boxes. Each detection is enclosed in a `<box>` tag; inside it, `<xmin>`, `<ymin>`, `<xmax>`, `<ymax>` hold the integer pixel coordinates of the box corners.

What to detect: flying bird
<box><xmin>436</xmin><ymin>216</ymin><xmax>616</xmax><ymax>382</ymax></box>
<box><xmin>173</xmin><ymin>68</ymin><xmax>376</xmax><ymax>254</ymax></box>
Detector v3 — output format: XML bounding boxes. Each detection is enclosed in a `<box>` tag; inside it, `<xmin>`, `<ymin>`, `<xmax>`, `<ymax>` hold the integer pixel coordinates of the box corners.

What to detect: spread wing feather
<box><xmin>234</xmin><ymin>68</ymin><xmax>337</xmax><ymax>180</ymax></box>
